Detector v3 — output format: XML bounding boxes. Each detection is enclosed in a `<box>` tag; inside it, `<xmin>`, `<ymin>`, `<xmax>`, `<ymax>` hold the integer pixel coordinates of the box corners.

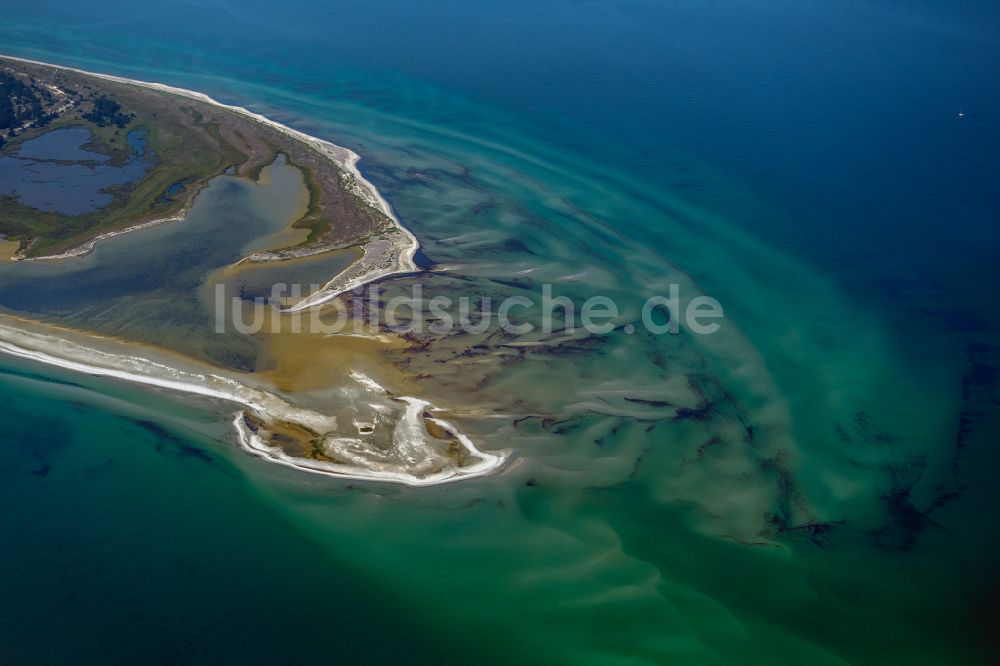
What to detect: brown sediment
<box><xmin>424</xmin><ymin>418</ymin><xmax>454</xmax><ymax>441</ymax></box>
<box><xmin>0</xmin><ymin>240</ymin><xmax>18</xmax><ymax>263</ymax></box>
<box><xmin>241</xmin><ymin>411</ymin><xmax>330</xmax><ymax>462</ymax></box>
<box><xmin>251</xmin><ymin>303</ymin><xmax>411</xmax><ymax>394</ymax></box>
<box><xmin>242</xmin><ymin>158</ymin><xmax>312</xmax><ymax>254</ymax></box>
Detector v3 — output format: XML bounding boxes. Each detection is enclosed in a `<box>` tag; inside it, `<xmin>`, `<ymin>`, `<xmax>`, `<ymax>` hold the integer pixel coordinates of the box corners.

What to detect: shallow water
<box><xmin>0</xmin><ymin>1</ymin><xmax>998</xmax><ymax>664</ymax></box>
<box><xmin>0</xmin><ymin>127</ymin><xmax>148</xmax><ymax>214</ymax></box>
<box><xmin>15</xmin><ymin>127</ymin><xmax>106</xmax><ymax>160</ymax></box>
<box><xmin>0</xmin><ymin>153</ymin><xmax>313</xmax><ymax>368</ymax></box>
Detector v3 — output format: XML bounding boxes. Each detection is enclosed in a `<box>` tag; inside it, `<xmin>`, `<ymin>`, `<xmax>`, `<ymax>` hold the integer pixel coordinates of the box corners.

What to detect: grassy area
<box><xmin>287</xmin><ymin>159</ymin><xmax>327</xmax><ymax>244</ymax></box>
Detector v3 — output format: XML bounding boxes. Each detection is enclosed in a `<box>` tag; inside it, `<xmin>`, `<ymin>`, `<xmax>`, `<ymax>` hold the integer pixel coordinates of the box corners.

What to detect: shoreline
<box><xmin>13</xmin><ymin>205</ymin><xmax>192</xmax><ymax>262</ymax></box>
<box><xmin>0</xmin><ymin>316</ymin><xmax>510</xmax><ymax>486</ymax></box>
<box><xmin>1</xmin><ymin>53</ymin><xmax>420</xmax><ymax>299</ymax></box>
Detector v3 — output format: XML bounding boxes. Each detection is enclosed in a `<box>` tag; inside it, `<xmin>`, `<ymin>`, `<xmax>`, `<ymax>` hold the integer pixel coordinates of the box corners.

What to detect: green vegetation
<box><xmin>288</xmin><ymin>160</ymin><xmax>327</xmax><ymax>244</ymax></box>
<box><xmin>81</xmin><ymin>96</ymin><xmax>133</xmax><ymax>128</ymax></box>
<box><xmin>0</xmin><ymin>70</ymin><xmax>51</xmax><ymax>132</ymax></box>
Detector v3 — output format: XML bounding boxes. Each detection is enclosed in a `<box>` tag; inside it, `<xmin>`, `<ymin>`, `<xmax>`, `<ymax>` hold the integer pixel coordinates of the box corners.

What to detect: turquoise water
<box><xmin>1</xmin><ymin>1</ymin><xmax>998</xmax><ymax>663</ymax></box>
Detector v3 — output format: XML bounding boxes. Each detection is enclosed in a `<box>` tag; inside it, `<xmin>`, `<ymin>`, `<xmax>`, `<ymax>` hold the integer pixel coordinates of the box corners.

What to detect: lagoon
<box><xmin>0</xmin><ymin>127</ymin><xmax>148</xmax><ymax>215</ymax></box>
<box><xmin>0</xmin><ymin>153</ymin><xmax>314</xmax><ymax>369</ymax></box>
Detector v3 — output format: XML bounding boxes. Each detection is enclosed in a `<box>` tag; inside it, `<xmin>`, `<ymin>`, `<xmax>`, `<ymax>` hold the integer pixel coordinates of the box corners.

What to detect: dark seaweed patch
<box><xmin>624</xmin><ymin>397</ymin><xmax>673</xmax><ymax>408</ymax></box>
<box><xmin>0</xmin><ymin>365</ymin><xmax>85</xmax><ymax>390</ymax></box>
<box><xmin>673</xmin><ymin>404</ymin><xmax>713</xmax><ymax>422</ymax></box>
<box><xmin>134</xmin><ymin>418</ymin><xmax>214</xmax><ymax>465</ymax></box>
<box><xmin>775</xmin><ymin>520</ymin><xmax>842</xmax><ymax>547</ymax></box>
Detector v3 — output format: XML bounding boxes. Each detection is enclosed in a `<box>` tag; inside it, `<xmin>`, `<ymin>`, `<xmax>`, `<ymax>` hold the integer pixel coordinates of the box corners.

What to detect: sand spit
<box><xmin>0</xmin><ymin>319</ymin><xmax>508</xmax><ymax>486</ymax></box>
<box><xmin>13</xmin><ymin>207</ymin><xmax>192</xmax><ymax>262</ymax></box>
<box><xmin>235</xmin><ymin>397</ymin><xmax>509</xmax><ymax>487</ymax></box>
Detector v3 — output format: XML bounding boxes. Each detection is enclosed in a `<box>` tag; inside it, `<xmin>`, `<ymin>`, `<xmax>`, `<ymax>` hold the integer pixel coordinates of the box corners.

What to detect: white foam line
<box><xmin>234</xmin><ymin>410</ymin><xmax>508</xmax><ymax>487</ymax></box>
<box><xmin>0</xmin><ymin>323</ymin><xmax>335</xmax><ymax>431</ymax></box>
<box><xmin>350</xmin><ymin>370</ymin><xmax>388</xmax><ymax>393</ymax></box>
<box><xmin>0</xmin><ymin>323</ymin><xmax>509</xmax><ymax>485</ymax></box>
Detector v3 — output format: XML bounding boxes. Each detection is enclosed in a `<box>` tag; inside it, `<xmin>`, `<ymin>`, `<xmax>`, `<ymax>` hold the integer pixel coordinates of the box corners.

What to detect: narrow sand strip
<box><xmin>0</xmin><ymin>318</ymin><xmax>509</xmax><ymax>485</ymax></box>
<box><xmin>15</xmin><ymin>207</ymin><xmax>191</xmax><ymax>262</ymax></box>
